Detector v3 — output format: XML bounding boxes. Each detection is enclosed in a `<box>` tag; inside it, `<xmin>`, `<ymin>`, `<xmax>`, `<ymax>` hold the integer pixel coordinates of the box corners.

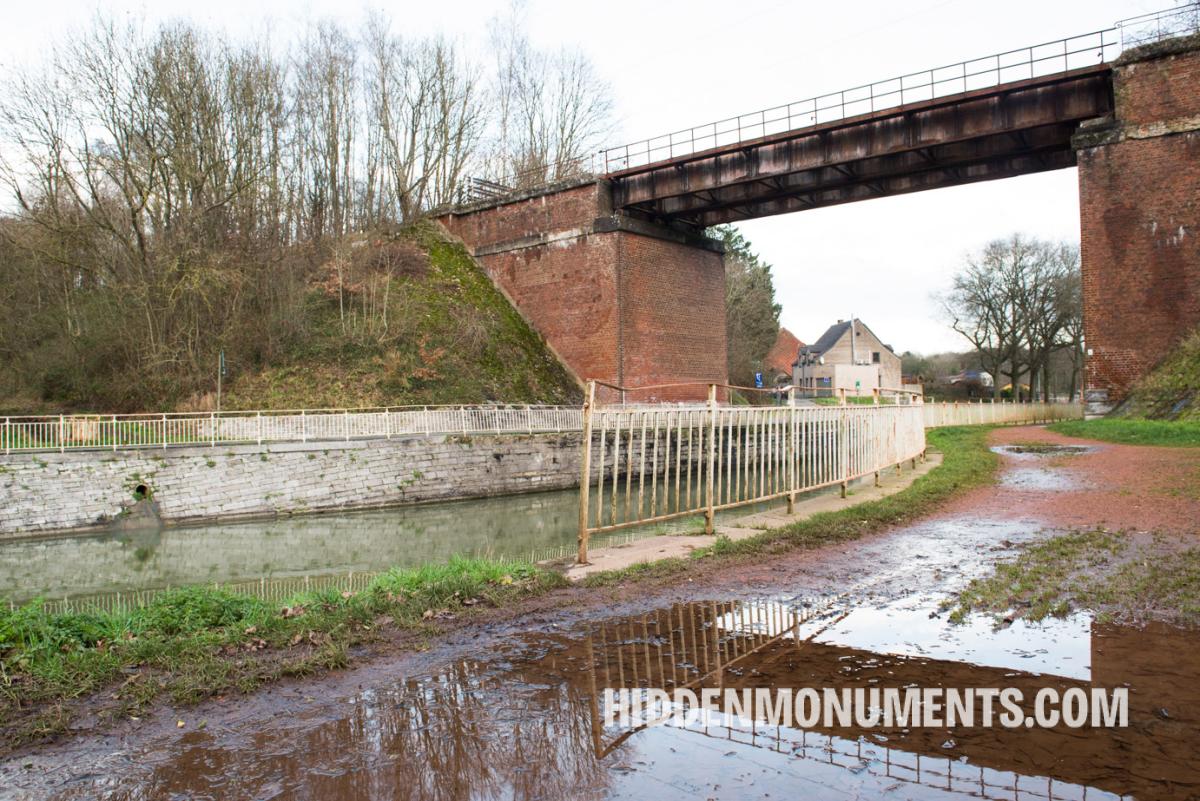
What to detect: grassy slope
<box><xmin>1046</xmin><ymin>328</ymin><xmax>1200</xmax><ymax>446</ymax></box>
<box><xmin>223</xmin><ymin>225</ymin><xmax>580</xmax><ymax>409</ymax></box>
<box><xmin>0</xmin><ymin>426</ymin><xmax>996</xmax><ymax>748</ymax></box>
<box><xmin>1110</xmin><ymin>327</ymin><xmax>1200</xmax><ymax>421</ymax></box>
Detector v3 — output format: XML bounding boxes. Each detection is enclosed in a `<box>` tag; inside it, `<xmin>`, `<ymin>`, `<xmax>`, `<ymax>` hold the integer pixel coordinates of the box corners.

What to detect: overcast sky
<box><xmin>0</xmin><ymin>0</ymin><xmax>1161</xmax><ymax>354</ymax></box>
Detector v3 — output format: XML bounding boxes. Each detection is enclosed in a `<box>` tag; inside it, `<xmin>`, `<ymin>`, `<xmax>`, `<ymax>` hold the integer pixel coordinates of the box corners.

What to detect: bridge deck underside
<box><xmin>611</xmin><ymin>66</ymin><xmax>1114</xmax><ymax>227</ymax></box>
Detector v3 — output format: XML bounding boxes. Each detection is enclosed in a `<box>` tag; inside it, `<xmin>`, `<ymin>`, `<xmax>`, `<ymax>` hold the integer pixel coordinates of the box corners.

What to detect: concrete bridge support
<box><xmin>439</xmin><ymin>182</ymin><xmax>728</xmax><ymax>401</ymax></box>
<box><xmin>1076</xmin><ymin>34</ymin><xmax>1200</xmax><ymax>411</ymax></box>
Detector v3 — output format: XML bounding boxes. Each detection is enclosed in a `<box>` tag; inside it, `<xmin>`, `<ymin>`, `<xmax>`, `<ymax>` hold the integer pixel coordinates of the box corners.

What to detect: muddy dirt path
<box><xmin>3</xmin><ymin>425</ymin><xmax>1199</xmax><ymax>800</ymax></box>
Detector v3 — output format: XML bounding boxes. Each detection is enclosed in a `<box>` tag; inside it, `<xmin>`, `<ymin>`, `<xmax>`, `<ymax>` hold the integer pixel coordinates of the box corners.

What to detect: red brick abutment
<box><xmin>438</xmin><ymin>182</ymin><xmax>727</xmax><ymax>403</ymax></box>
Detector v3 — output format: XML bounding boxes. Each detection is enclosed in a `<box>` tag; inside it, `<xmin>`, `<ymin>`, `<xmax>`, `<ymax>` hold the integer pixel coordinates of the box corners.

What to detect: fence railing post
<box><xmin>787</xmin><ymin>387</ymin><xmax>797</xmax><ymax>513</ymax></box>
<box><xmin>577</xmin><ymin>380</ymin><xmax>597</xmax><ymax>565</ymax></box>
<box><xmin>59</xmin><ymin>414</ymin><xmax>65</xmax><ymax>453</ymax></box>
<box><xmin>705</xmin><ymin>383</ymin><xmax>717</xmax><ymax>535</ymax></box>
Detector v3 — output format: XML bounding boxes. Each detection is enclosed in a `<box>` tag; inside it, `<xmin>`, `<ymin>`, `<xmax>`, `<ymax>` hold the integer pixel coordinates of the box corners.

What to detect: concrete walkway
<box><xmin>563</xmin><ymin>453</ymin><xmax>942</xmax><ymax>581</ymax></box>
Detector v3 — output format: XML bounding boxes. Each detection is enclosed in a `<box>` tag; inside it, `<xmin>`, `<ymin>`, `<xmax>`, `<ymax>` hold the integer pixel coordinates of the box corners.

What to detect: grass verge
<box><xmin>1047</xmin><ymin>418</ymin><xmax>1200</xmax><ymax>447</ymax></box>
<box><xmin>947</xmin><ymin>529</ymin><xmax>1200</xmax><ymax>626</ymax></box>
<box><xmin>583</xmin><ymin>425</ymin><xmax>997</xmax><ymax>586</ymax></box>
<box><xmin>0</xmin><ymin>557</ymin><xmax>565</xmax><ymax>750</ymax></box>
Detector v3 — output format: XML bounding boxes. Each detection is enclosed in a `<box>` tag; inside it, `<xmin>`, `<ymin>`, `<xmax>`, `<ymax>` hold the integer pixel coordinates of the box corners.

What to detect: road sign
<box><xmin>754</xmin><ymin>372</ymin><xmax>763</xmax><ymax>388</ymax></box>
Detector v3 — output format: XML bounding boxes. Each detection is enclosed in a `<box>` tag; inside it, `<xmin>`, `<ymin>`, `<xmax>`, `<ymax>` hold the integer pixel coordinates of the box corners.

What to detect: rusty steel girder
<box><xmin>609</xmin><ymin>66</ymin><xmax>1114</xmax><ymax>226</ymax></box>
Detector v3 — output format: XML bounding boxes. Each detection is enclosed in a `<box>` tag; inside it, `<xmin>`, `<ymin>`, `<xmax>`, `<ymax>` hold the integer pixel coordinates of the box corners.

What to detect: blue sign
<box><xmin>754</xmin><ymin>372</ymin><xmax>763</xmax><ymax>388</ymax></box>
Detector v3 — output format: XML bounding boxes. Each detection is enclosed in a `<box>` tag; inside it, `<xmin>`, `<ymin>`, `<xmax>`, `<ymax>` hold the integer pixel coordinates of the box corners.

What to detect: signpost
<box><xmin>217</xmin><ymin>350</ymin><xmax>227</xmax><ymax>412</ymax></box>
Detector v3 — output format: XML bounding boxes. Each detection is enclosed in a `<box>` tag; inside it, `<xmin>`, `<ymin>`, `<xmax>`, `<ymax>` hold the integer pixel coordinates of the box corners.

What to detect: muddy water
<box><xmin>9</xmin><ymin>597</ymin><xmax>1199</xmax><ymax>800</ymax></box>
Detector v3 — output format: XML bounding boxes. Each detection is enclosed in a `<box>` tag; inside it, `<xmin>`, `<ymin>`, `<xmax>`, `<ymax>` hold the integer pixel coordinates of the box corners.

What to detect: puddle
<box><xmin>10</xmin><ymin>597</ymin><xmax>1199</xmax><ymax>800</ymax></box>
<box><xmin>996</xmin><ymin>445</ymin><xmax>1093</xmax><ymax>457</ymax></box>
<box><xmin>991</xmin><ymin>445</ymin><xmax>1090</xmax><ymax>492</ymax></box>
<box><xmin>999</xmin><ymin>467</ymin><xmax>1082</xmax><ymax>491</ymax></box>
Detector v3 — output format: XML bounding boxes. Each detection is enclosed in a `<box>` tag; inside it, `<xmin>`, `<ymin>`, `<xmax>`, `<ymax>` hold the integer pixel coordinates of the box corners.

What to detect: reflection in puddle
<box><xmin>30</xmin><ymin>598</ymin><xmax>1200</xmax><ymax>800</ymax></box>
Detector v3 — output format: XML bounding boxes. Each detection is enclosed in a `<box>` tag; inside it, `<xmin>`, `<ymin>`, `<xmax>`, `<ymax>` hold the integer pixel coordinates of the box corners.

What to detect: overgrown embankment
<box><xmin>222</xmin><ymin>226</ymin><xmax>580</xmax><ymax>410</ymax></box>
<box><xmin>1</xmin><ymin>223</ymin><xmax>579</xmax><ymax>413</ymax></box>
<box><xmin>1111</xmin><ymin>327</ymin><xmax>1200</xmax><ymax>420</ymax></box>
<box><xmin>1048</xmin><ymin>328</ymin><xmax>1200</xmax><ymax>445</ymax></box>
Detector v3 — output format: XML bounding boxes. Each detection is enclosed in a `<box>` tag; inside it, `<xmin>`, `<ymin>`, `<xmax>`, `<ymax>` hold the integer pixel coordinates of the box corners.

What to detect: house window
<box><xmin>872</xmin><ymin>352</ymin><xmax>880</xmax><ymax>364</ymax></box>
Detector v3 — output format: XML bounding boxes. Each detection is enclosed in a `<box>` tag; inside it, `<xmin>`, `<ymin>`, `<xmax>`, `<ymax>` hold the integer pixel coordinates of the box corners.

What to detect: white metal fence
<box><xmin>923</xmin><ymin>401</ymin><xmax>1082</xmax><ymax>428</ymax></box>
<box><xmin>0</xmin><ymin>405</ymin><xmax>583</xmax><ymax>454</ymax></box>
<box><xmin>0</xmin><ymin>398</ymin><xmax>1082</xmax><ymax>455</ymax></box>
<box><xmin>575</xmin><ymin>383</ymin><xmax>927</xmax><ymax>563</ymax></box>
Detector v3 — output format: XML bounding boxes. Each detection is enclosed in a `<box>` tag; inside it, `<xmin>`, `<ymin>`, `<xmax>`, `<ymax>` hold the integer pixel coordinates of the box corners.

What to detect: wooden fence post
<box><xmin>577</xmin><ymin>381</ymin><xmax>597</xmax><ymax>565</ymax></box>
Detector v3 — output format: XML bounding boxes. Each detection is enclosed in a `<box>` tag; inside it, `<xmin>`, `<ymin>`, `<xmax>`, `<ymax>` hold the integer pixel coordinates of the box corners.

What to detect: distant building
<box><xmin>764</xmin><ymin>328</ymin><xmax>804</xmax><ymax>385</ymax></box>
<box><xmin>792</xmin><ymin>318</ymin><xmax>902</xmax><ymax>394</ymax></box>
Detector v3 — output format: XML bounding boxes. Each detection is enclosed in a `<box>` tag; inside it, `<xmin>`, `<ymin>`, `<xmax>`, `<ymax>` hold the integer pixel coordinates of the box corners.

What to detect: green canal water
<box><xmin>0</xmin><ymin>483</ymin><xmax>787</xmax><ymax>605</ymax></box>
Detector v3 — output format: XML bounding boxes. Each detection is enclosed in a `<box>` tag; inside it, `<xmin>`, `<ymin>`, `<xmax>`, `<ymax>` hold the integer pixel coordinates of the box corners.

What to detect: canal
<box><xmin>0</xmin><ymin>481</ymin><xmax>788</xmax><ymax>606</ymax></box>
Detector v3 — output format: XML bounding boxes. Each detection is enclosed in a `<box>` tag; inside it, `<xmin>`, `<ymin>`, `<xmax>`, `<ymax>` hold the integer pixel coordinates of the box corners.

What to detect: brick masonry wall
<box><xmin>1076</xmin><ymin>38</ymin><xmax>1200</xmax><ymax>402</ymax></box>
<box><xmin>0</xmin><ymin>434</ymin><xmax>582</xmax><ymax>538</ymax></box>
<box><xmin>441</xmin><ymin>182</ymin><xmax>728</xmax><ymax>402</ymax></box>
<box><xmin>621</xmin><ymin>234</ymin><xmax>727</xmax><ymax>401</ymax></box>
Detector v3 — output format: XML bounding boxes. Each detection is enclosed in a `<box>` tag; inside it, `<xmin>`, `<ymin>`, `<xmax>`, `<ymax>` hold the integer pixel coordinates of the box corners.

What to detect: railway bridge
<box><xmin>440</xmin><ymin>12</ymin><xmax>1200</xmax><ymax>405</ymax></box>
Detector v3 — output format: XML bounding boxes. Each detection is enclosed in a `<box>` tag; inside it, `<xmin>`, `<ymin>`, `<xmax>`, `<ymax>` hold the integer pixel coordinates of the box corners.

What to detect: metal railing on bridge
<box><xmin>598</xmin><ymin>5</ymin><xmax>1197</xmax><ymax>172</ymax></box>
<box><xmin>453</xmin><ymin>6</ymin><xmax>1197</xmax><ymax>200</ymax></box>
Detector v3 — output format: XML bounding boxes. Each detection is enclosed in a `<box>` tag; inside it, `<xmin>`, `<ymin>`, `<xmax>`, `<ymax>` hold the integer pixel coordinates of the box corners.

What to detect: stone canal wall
<box><xmin>0</xmin><ymin>434</ymin><xmax>582</xmax><ymax>538</ymax></box>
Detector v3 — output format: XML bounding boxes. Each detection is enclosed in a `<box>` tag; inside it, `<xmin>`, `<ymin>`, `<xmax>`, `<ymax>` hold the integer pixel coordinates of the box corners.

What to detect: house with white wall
<box><xmin>792</xmin><ymin>318</ymin><xmax>902</xmax><ymax>395</ymax></box>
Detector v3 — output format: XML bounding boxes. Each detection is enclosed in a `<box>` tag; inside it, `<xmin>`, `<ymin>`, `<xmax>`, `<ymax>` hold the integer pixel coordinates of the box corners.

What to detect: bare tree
<box><xmin>363</xmin><ymin>17</ymin><xmax>485</xmax><ymax>220</ymax></box>
<box><xmin>487</xmin><ymin>2</ymin><xmax>612</xmax><ymax>186</ymax></box>
<box><xmin>940</xmin><ymin>235</ymin><xmax>1083</xmax><ymax>400</ymax></box>
<box><xmin>0</xmin><ymin>10</ymin><xmax>611</xmax><ymax>409</ymax></box>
